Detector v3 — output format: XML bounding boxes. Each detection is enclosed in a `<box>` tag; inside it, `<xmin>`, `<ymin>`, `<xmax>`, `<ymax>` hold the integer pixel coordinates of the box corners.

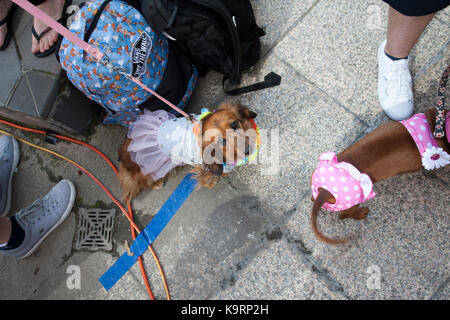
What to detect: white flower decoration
<box><xmin>422</xmin><ymin>147</ymin><xmax>450</xmax><ymax>170</ymax></box>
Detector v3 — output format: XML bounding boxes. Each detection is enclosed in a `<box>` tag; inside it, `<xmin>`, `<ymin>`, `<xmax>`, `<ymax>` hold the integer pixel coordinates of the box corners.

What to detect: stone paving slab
<box><xmin>31</xmin><ymin>251</ymin><xmax>122</xmax><ymax>299</ymax></box>
<box><xmin>126</xmin><ymin>172</ymin><xmax>277</xmax><ymax>300</ymax></box>
<box><xmin>252</xmin><ymin>0</ymin><xmax>318</xmax><ymax>56</ymax></box>
<box><xmin>8</xmin><ymin>71</ymin><xmax>60</xmax><ymax>118</ymax></box>
<box><xmin>211</xmin><ymin>239</ymin><xmax>345</xmax><ymax>300</ymax></box>
<box><xmin>216</xmin><ymin>54</ymin><xmax>367</xmax><ymax>216</ymax></box>
<box><xmin>274</xmin><ymin>0</ymin><xmax>450</xmax><ymax>126</ymax></box>
<box><xmin>0</xmin><ymin>40</ymin><xmax>21</xmax><ymax>106</ymax></box>
<box><xmin>286</xmin><ymin>170</ymin><xmax>449</xmax><ymax>300</ymax></box>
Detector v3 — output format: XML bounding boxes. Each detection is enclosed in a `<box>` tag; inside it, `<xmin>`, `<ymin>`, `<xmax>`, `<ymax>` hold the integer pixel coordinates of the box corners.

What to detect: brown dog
<box><xmin>311</xmin><ymin>109</ymin><xmax>449</xmax><ymax>244</ymax></box>
<box><xmin>118</xmin><ymin>102</ymin><xmax>257</xmax><ymax>200</ymax></box>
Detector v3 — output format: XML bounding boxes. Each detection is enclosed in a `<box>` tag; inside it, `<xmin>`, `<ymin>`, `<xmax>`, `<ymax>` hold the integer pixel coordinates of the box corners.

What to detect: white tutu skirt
<box><xmin>127</xmin><ymin>110</ymin><xmax>178</xmax><ymax>181</ymax></box>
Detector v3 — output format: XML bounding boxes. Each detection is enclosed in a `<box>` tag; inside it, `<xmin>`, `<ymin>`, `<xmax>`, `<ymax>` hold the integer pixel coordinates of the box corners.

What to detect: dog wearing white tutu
<box><xmin>118</xmin><ymin>102</ymin><xmax>260</xmax><ymax>200</ymax></box>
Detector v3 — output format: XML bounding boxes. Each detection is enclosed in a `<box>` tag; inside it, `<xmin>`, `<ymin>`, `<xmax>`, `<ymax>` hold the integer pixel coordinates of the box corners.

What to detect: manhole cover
<box><xmin>75</xmin><ymin>208</ymin><xmax>115</xmax><ymax>251</ymax></box>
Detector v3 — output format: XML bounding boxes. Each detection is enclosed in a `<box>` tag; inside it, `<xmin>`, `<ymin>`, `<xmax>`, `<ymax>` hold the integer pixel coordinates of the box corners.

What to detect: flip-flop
<box><xmin>0</xmin><ymin>4</ymin><xmax>17</xmax><ymax>51</ymax></box>
<box><xmin>31</xmin><ymin>0</ymin><xmax>72</xmax><ymax>58</ymax></box>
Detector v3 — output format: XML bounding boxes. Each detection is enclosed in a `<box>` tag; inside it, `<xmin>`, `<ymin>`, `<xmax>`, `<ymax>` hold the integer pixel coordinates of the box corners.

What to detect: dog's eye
<box><xmin>230</xmin><ymin>121</ymin><xmax>239</xmax><ymax>130</ymax></box>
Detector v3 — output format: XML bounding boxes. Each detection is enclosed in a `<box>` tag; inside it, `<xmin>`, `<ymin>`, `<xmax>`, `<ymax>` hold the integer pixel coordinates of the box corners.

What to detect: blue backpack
<box><xmin>58</xmin><ymin>0</ymin><xmax>197</xmax><ymax>126</ymax></box>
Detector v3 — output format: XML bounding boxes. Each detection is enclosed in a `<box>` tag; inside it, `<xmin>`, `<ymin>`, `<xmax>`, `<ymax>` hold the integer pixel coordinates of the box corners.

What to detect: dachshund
<box><xmin>118</xmin><ymin>102</ymin><xmax>259</xmax><ymax>200</ymax></box>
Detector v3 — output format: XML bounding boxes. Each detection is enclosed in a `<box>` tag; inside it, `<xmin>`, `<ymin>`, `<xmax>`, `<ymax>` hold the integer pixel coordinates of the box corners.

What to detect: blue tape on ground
<box><xmin>99</xmin><ymin>173</ymin><xmax>197</xmax><ymax>291</ymax></box>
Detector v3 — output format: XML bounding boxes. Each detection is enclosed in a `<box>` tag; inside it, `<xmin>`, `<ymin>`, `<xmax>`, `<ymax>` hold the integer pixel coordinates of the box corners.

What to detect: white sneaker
<box><xmin>377</xmin><ymin>39</ymin><xmax>414</xmax><ymax>120</ymax></box>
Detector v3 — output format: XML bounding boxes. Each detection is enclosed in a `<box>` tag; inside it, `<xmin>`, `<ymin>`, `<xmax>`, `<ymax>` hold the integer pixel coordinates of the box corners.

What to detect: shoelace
<box><xmin>384</xmin><ymin>60</ymin><xmax>412</xmax><ymax>106</ymax></box>
<box><xmin>17</xmin><ymin>195</ymin><xmax>57</xmax><ymax>227</ymax></box>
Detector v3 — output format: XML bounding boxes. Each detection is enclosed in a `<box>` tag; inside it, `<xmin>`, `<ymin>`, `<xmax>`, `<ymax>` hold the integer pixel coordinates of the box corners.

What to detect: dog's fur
<box><xmin>118</xmin><ymin>102</ymin><xmax>257</xmax><ymax>200</ymax></box>
<box><xmin>311</xmin><ymin>109</ymin><xmax>450</xmax><ymax>245</ymax></box>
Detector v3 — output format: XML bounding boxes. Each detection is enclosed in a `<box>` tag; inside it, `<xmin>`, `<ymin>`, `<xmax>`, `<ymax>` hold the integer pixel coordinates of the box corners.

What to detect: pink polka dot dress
<box><xmin>311</xmin><ymin>152</ymin><xmax>376</xmax><ymax>212</ymax></box>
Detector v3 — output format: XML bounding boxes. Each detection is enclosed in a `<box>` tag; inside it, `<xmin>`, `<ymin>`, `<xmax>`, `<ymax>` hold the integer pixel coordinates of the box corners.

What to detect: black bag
<box><xmin>140</xmin><ymin>0</ymin><xmax>281</xmax><ymax>95</ymax></box>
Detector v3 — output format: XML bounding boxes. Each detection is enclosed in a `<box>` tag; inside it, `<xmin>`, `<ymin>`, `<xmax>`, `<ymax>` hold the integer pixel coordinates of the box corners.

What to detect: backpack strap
<box><xmin>223</xmin><ymin>72</ymin><xmax>281</xmax><ymax>96</ymax></box>
<box><xmin>84</xmin><ymin>0</ymin><xmax>112</xmax><ymax>42</ymax></box>
<box><xmin>187</xmin><ymin>0</ymin><xmax>242</xmax><ymax>84</ymax></box>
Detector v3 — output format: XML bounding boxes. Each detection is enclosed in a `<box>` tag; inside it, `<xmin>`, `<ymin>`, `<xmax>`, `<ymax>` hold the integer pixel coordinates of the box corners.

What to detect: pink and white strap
<box><xmin>11</xmin><ymin>0</ymin><xmax>191</xmax><ymax>120</ymax></box>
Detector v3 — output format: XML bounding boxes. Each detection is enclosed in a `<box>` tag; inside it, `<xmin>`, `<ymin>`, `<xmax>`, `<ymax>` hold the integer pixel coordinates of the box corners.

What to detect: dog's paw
<box><xmin>150</xmin><ymin>179</ymin><xmax>165</xmax><ymax>190</ymax></box>
<box><xmin>339</xmin><ymin>207</ymin><xmax>369</xmax><ymax>220</ymax></box>
<box><xmin>354</xmin><ymin>207</ymin><xmax>369</xmax><ymax>220</ymax></box>
<box><xmin>202</xmin><ymin>174</ymin><xmax>220</xmax><ymax>188</ymax></box>
<box><xmin>191</xmin><ymin>165</ymin><xmax>221</xmax><ymax>189</ymax></box>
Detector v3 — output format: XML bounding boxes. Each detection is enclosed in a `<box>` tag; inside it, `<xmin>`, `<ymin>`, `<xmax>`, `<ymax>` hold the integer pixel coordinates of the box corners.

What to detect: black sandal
<box><xmin>31</xmin><ymin>0</ymin><xmax>72</xmax><ymax>58</ymax></box>
<box><xmin>0</xmin><ymin>4</ymin><xmax>17</xmax><ymax>51</ymax></box>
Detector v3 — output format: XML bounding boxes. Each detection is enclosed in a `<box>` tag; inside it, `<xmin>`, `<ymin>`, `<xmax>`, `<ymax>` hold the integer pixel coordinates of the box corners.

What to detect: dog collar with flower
<box><xmin>192</xmin><ymin>108</ymin><xmax>212</xmax><ymax>146</ymax></box>
<box><xmin>400</xmin><ymin>113</ymin><xmax>450</xmax><ymax>170</ymax></box>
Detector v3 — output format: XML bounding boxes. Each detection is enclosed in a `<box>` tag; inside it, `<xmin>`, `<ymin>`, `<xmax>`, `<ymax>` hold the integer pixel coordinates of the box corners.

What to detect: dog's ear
<box><xmin>216</xmin><ymin>102</ymin><xmax>257</xmax><ymax>119</ymax></box>
<box><xmin>237</xmin><ymin>104</ymin><xmax>257</xmax><ymax>120</ymax></box>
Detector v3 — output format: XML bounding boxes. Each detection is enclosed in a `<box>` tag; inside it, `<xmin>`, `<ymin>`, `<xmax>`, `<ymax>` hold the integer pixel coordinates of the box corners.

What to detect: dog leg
<box><xmin>150</xmin><ymin>178</ymin><xmax>165</xmax><ymax>190</ymax></box>
<box><xmin>339</xmin><ymin>206</ymin><xmax>369</xmax><ymax>220</ymax></box>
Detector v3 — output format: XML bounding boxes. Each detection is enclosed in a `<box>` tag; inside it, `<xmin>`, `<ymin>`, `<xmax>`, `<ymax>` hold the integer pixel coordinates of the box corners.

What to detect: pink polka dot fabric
<box><xmin>400</xmin><ymin>113</ymin><xmax>438</xmax><ymax>155</ymax></box>
<box><xmin>400</xmin><ymin>113</ymin><xmax>450</xmax><ymax>170</ymax></box>
<box><xmin>311</xmin><ymin>152</ymin><xmax>376</xmax><ymax>212</ymax></box>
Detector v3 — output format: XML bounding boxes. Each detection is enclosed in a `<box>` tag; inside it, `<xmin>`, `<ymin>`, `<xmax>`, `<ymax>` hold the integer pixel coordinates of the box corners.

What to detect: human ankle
<box><xmin>384</xmin><ymin>50</ymin><xmax>408</xmax><ymax>61</ymax></box>
<box><xmin>384</xmin><ymin>44</ymin><xmax>409</xmax><ymax>61</ymax></box>
<box><xmin>0</xmin><ymin>217</ymin><xmax>12</xmax><ymax>244</ymax></box>
<box><xmin>0</xmin><ymin>216</ymin><xmax>25</xmax><ymax>250</ymax></box>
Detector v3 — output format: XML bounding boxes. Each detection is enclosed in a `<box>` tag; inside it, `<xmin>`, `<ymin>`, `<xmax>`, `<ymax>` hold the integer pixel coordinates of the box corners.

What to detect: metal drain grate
<box><xmin>75</xmin><ymin>208</ymin><xmax>115</xmax><ymax>251</ymax></box>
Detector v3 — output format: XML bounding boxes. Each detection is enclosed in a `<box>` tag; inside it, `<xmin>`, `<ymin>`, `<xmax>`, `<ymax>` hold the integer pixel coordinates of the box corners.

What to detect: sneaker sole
<box><xmin>19</xmin><ymin>180</ymin><xmax>76</xmax><ymax>259</ymax></box>
<box><xmin>0</xmin><ymin>136</ymin><xmax>20</xmax><ymax>217</ymax></box>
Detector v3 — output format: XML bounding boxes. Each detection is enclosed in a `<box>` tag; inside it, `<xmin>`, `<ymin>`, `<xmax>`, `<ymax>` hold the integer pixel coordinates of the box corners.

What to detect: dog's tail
<box><xmin>311</xmin><ymin>188</ymin><xmax>350</xmax><ymax>245</ymax></box>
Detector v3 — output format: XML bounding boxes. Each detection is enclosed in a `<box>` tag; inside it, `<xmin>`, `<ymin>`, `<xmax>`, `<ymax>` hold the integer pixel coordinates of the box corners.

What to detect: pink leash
<box><xmin>11</xmin><ymin>0</ymin><xmax>191</xmax><ymax>120</ymax></box>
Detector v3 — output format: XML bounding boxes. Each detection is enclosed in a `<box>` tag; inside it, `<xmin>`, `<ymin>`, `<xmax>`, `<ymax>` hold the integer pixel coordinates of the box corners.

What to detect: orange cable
<box><xmin>0</xmin><ymin>118</ymin><xmax>171</xmax><ymax>300</ymax></box>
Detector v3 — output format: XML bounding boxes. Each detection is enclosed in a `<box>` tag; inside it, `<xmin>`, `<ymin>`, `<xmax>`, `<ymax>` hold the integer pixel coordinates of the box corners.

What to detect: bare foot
<box><xmin>0</xmin><ymin>0</ymin><xmax>14</xmax><ymax>48</ymax></box>
<box><xmin>31</xmin><ymin>0</ymin><xmax>65</xmax><ymax>54</ymax></box>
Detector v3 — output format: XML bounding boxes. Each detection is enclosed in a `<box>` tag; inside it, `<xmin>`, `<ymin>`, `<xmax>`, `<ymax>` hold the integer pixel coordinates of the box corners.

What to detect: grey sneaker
<box><xmin>0</xmin><ymin>135</ymin><xmax>20</xmax><ymax>217</ymax></box>
<box><xmin>1</xmin><ymin>179</ymin><xmax>76</xmax><ymax>259</ymax></box>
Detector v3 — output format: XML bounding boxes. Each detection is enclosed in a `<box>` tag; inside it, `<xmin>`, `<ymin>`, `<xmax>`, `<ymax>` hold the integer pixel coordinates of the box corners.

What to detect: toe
<box><xmin>31</xmin><ymin>34</ymin><xmax>39</xmax><ymax>53</ymax></box>
<box><xmin>53</xmin><ymin>31</ymin><xmax>59</xmax><ymax>43</ymax></box>
<box><xmin>44</xmin><ymin>37</ymin><xmax>52</xmax><ymax>52</ymax></box>
<box><xmin>39</xmin><ymin>38</ymin><xmax>46</xmax><ymax>52</ymax></box>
